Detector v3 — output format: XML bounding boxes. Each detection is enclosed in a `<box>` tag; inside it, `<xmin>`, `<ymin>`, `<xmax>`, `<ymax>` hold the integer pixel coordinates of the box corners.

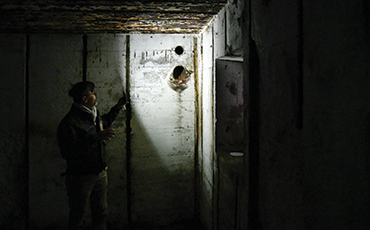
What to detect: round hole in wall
<box><xmin>173</xmin><ymin>65</ymin><xmax>185</xmax><ymax>80</ymax></box>
<box><xmin>168</xmin><ymin>65</ymin><xmax>193</xmax><ymax>92</ymax></box>
<box><xmin>175</xmin><ymin>46</ymin><xmax>184</xmax><ymax>55</ymax></box>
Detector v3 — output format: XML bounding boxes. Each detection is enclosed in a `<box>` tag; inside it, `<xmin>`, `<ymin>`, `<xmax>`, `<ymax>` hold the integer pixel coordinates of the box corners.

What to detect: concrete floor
<box><xmin>30</xmin><ymin>220</ymin><xmax>204</xmax><ymax>230</ymax></box>
<box><xmin>121</xmin><ymin>220</ymin><xmax>204</xmax><ymax>230</ymax></box>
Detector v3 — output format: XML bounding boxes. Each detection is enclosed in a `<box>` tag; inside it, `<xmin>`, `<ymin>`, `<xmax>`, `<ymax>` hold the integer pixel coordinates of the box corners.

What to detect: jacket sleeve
<box><xmin>57</xmin><ymin>118</ymin><xmax>97</xmax><ymax>161</ymax></box>
<box><xmin>101</xmin><ymin>105</ymin><xmax>124</xmax><ymax>129</ymax></box>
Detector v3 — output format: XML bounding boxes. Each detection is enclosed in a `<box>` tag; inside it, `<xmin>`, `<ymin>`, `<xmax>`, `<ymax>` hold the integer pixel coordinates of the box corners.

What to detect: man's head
<box><xmin>69</xmin><ymin>81</ymin><xmax>97</xmax><ymax>109</ymax></box>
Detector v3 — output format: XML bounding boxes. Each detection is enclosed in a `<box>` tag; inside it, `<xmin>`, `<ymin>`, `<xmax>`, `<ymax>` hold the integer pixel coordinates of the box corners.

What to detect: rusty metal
<box><xmin>0</xmin><ymin>0</ymin><xmax>227</xmax><ymax>34</ymax></box>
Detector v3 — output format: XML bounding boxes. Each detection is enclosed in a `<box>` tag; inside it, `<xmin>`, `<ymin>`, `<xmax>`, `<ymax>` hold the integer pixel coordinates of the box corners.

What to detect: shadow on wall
<box><xmin>127</xmin><ymin>93</ymin><xmax>196</xmax><ymax>227</ymax></box>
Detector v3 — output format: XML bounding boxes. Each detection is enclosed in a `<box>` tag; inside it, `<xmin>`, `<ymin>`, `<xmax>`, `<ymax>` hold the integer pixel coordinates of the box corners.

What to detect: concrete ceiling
<box><xmin>0</xmin><ymin>0</ymin><xmax>227</xmax><ymax>34</ymax></box>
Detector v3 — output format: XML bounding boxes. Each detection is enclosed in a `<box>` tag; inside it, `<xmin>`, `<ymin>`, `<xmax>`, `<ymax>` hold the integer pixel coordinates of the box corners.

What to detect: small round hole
<box><xmin>175</xmin><ymin>46</ymin><xmax>184</xmax><ymax>55</ymax></box>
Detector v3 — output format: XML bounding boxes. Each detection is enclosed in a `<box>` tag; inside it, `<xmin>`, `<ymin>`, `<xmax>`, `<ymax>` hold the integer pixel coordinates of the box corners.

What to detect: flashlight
<box><xmin>122</xmin><ymin>90</ymin><xmax>127</xmax><ymax>102</ymax></box>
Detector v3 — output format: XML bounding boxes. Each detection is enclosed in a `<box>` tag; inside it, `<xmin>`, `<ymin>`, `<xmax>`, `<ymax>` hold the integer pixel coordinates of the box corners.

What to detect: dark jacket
<box><xmin>57</xmin><ymin>104</ymin><xmax>121</xmax><ymax>175</ymax></box>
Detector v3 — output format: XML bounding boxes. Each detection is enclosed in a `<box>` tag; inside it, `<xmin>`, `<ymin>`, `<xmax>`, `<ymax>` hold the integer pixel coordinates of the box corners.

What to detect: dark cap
<box><xmin>68</xmin><ymin>81</ymin><xmax>95</xmax><ymax>102</ymax></box>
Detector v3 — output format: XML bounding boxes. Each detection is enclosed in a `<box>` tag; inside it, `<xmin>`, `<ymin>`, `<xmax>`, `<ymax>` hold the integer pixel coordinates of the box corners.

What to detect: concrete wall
<box><xmin>216</xmin><ymin>57</ymin><xmax>244</xmax><ymax>152</ymax></box>
<box><xmin>2</xmin><ymin>0</ymin><xmax>370</xmax><ymax>229</ymax></box>
<box><xmin>0</xmin><ymin>34</ymin><xmax>28</xmax><ymax>230</ymax></box>
<box><xmin>198</xmin><ymin>23</ymin><xmax>216</xmax><ymax>230</ymax></box>
<box><xmin>87</xmin><ymin>34</ymin><xmax>128</xmax><ymax>229</ymax></box>
<box><xmin>0</xmin><ymin>33</ymin><xmax>199</xmax><ymax>229</ymax></box>
<box><xmin>303</xmin><ymin>0</ymin><xmax>370</xmax><ymax>228</ymax></box>
<box><xmin>28</xmin><ymin>34</ymin><xmax>82</xmax><ymax>230</ymax></box>
<box><xmin>225</xmin><ymin>0</ymin><xmax>244</xmax><ymax>56</ymax></box>
<box><xmin>248</xmin><ymin>0</ymin><xmax>370</xmax><ymax>229</ymax></box>
<box><xmin>197</xmin><ymin>0</ymin><xmax>245</xmax><ymax>230</ymax></box>
<box><xmin>215</xmin><ymin>57</ymin><xmax>245</xmax><ymax>230</ymax></box>
<box><xmin>128</xmin><ymin>34</ymin><xmax>196</xmax><ymax>226</ymax></box>
<box><xmin>0</xmin><ymin>0</ymin><xmax>246</xmax><ymax>229</ymax></box>
<box><xmin>0</xmin><ymin>0</ymin><xmax>242</xmax><ymax>228</ymax></box>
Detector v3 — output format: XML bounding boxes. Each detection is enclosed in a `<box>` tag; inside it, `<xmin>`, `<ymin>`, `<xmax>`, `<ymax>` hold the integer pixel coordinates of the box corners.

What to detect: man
<box><xmin>57</xmin><ymin>81</ymin><xmax>127</xmax><ymax>230</ymax></box>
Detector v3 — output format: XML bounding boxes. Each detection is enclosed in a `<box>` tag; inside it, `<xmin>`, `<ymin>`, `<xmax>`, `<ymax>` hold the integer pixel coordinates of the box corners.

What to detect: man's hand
<box><xmin>95</xmin><ymin>128</ymin><xmax>116</xmax><ymax>141</ymax></box>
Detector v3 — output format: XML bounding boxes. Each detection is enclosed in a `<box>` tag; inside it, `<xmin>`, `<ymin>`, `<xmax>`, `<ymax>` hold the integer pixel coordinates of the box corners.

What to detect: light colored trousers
<box><xmin>65</xmin><ymin>169</ymin><xmax>108</xmax><ymax>230</ymax></box>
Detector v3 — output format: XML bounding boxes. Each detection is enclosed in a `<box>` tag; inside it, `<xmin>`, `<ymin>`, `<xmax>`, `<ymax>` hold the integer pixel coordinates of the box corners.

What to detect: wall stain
<box><xmin>226</xmin><ymin>81</ymin><xmax>237</xmax><ymax>95</ymax></box>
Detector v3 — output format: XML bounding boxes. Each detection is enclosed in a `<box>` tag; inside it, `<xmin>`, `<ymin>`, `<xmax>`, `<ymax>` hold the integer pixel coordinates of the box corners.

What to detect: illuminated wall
<box><xmin>24</xmin><ymin>34</ymin><xmax>198</xmax><ymax>229</ymax></box>
<box><xmin>0</xmin><ymin>1</ymin><xmax>244</xmax><ymax>229</ymax></box>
